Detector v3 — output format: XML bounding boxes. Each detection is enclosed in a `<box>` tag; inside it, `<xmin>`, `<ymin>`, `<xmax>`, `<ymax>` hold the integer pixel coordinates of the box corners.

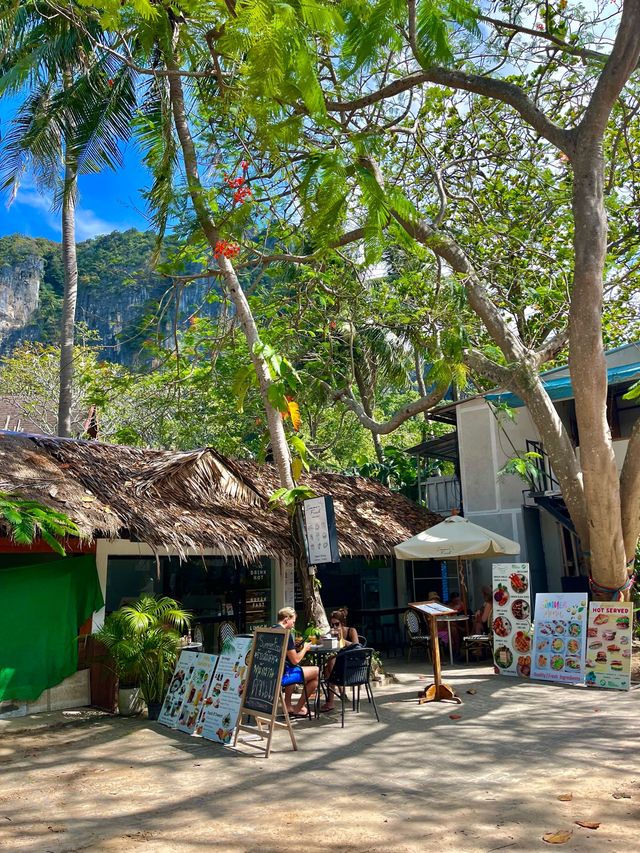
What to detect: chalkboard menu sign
<box><xmin>242</xmin><ymin>628</ymin><xmax>288</xmax><ymax>716</ymax></box>
<box><xmin>234</xmin><ymin>627</ymin><xmax>296</xmax><ymax>756</ymax></box>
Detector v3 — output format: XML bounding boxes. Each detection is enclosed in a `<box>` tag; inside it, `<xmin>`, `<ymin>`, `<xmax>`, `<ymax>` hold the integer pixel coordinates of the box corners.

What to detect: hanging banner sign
<box><xmin>585</xmin><ymin>602</ymin><xmax>632</xmax><ymax>691</ymax></box>
<box><xmin>158</xmin><ymin>649</ymin><xmax>201</xmax><ymax>728</ymax></box>
<box><xmin>175</xmin><ymin>653</ymin><xmax>218</xmax><ymax>734</ymax></box>
<box><xmin>197</xmin><ymin>636</ymin><xmax>253</xmax><ymax>744</ymax></box>
<box><xmin>491</xmin><ymin>563</ymin><xmax>532</xmax><ymax>677</ymax></box>
<box><xmin>302</xmin><ymin>496</ymin><xmax>340</xmax><ymax>564</ymax></box>
<box><xmin>531</xmin><ymin>593</ymin><xmax>588</xmax><ymax>684</ymax></box>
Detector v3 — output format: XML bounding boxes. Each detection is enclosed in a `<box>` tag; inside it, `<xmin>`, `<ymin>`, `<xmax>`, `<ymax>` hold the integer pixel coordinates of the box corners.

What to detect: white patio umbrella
<box><xmin>394</xmin><ymin>515</ymin><xmax>520</xmax><ymax>613</ymax></box>
<box><xmin>394</xmin><ymin>515</ymin><xmax>520</xmax><ymax>560</ymax></box>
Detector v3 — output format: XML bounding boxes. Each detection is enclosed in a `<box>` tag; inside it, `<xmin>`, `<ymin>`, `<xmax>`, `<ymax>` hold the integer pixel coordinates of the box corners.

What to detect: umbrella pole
<box><xmin>418</xmin><ymin>614</ymin><xmax>461</xmax><ymax>705</ymax></box>
<box><xmin>457</xmin><ymin>557</ymin><xmax>469</xmax><ymax>616</ymax></box>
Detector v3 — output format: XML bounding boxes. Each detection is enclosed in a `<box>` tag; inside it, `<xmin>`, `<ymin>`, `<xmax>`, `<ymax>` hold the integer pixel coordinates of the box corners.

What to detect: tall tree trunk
<box><xmin>353</xmin><ymin>361</ymin><xmax>384</xmax><ymax>463</ymax></box>
<box><xmin>569</xmin><ymin>140</ymin><xmax>627</xmax><ymax>597</ymax></box>
<box><xmin>164</xmin><ymin>39</ymin><xmax>327</xmax><ymax>628</ymax></box>
<box><xmin>57</xmin><ymin>155</ymin><xmax>78</xmax><ymax>438</ymax></box>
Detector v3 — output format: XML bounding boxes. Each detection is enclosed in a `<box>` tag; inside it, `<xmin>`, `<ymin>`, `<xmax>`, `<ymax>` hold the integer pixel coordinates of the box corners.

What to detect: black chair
<box><xmin>357</xmin><ymin>634</ymin><xmax>367</xmax><ymax>646</ymax></box>
<box><xmin>325</xmin><ymin>648</ymin><xmax>380</xmax><ymax>728</ymax></box>
<box><xmin>403</xmin><ymin>609</ymin><xmax>431</xmax><ymax>662</ymax></box>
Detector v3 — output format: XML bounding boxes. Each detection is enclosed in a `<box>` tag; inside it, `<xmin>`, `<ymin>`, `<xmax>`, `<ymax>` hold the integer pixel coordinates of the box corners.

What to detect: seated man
<box><xmin>275</xmin><ymin>607</ymin><xmax>319</xmax><ymax>717</ymax></box>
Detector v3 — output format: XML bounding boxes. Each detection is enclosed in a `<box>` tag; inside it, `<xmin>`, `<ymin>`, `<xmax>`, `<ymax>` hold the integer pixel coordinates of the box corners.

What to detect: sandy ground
<box><xmin>0</xmin><ymin>659</ymin><xmax>638</xmax><ymax>853</ymax></box>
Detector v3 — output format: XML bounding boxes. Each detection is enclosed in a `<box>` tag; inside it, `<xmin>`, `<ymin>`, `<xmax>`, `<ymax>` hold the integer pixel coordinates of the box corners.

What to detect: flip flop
<box><xmin>319</xmin><ymin>704</ymin><xmax>335</xmax><ymax>713</ymax></box>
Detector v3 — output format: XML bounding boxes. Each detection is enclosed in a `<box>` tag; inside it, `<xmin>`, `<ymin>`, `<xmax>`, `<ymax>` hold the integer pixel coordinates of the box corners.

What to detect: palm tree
<box><xmin>0</xmin><ymin>2</ymin><xmax>136</xmax><ymax>436</ymax></box>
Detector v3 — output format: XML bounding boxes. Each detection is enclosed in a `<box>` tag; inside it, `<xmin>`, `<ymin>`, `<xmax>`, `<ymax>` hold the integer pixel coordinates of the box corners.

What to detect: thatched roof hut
<box><xmin>0</xmin><ymin>432</ymin><xmax>441</xmax><ymax>562</ymax></box>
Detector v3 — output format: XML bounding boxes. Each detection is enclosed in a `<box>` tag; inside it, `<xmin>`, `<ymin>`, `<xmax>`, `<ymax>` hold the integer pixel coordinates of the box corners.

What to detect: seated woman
<box><xmin>276</xmin><ymin>607</ymin><xmax>319</xmax><ymax>717</ymax></box>
<box><xmin>320</xmin><ymin>608</ymin><xmax>360</xmax><ymax>712</ymax></box>
<box><xmin>473</xmin><ymin>586</ymin><xmax>493</xmax><ymax>634</ymax></box>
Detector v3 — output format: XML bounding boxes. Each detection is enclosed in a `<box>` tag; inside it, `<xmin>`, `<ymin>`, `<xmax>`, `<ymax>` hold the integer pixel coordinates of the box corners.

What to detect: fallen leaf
<box><xmin>575</xmin><ymin>820</ymin><xmax>600</xmax><ymax>829</ymax></box>
<box><xmin>542</xmin><ymin>830</ymin><xmax>573</xmax><ymax>844</ymax></box>
<box><xmin>612</xmin><ymin>791</ymin><xmax>631</xmax><ymax>799</ymax></box>
<box><xmin>557</xmin><ymin>793</ymin><xmax>573</xmax><ymax>801</ymax></box>
<box><xmin>466</xmin><ymin>688</ymin><xmax>477</xmax><ymax>695</ymax></box>
<box><xmin>449</xmin><ymin>713</ymin><xmax>463</xmax><ymax>720</ymax></box>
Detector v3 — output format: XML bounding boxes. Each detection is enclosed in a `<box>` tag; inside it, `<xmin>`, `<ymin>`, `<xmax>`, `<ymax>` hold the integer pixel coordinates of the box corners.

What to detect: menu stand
<box><xmin>409</xmin><ymin>602</ymin><xmax>462</xmax><ymax>705</ymax></box>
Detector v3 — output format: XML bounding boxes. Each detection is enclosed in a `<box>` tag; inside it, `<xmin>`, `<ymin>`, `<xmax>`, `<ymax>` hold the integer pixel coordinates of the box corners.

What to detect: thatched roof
<box><xmin>0</xmin><ymin>431</ymin><xmax>441</xmax><ymax>562</ymax></box>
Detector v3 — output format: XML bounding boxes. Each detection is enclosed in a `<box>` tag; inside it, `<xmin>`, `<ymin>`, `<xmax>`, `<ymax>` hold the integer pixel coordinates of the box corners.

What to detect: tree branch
<box><xmin>327</xmin><ymin>68</ymin><xmax>573</xmax><ymax>153</ymax></box>
<box><xmin>580</xmin><ymin>3</ymin><xmax>640</xmax><ymax>140</ymax></box>
<box><xmin>462</xmin><ymin>349</ymin><xmax>512</xmax><ymax>388</ymax></box>
<box><xmin>532</xmin><ymin>328</ymin><xmax>570</xmax><ymax>368</ymax></box>
<box><xmin>317</xmin><ymin>380</ymin><xmax>447</xmax><ymax>435</ymax></box>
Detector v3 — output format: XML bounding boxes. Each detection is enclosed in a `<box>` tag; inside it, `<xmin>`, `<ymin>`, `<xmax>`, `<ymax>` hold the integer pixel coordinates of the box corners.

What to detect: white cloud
<box><xmin>74</xmin><ymin>207</ymin><xmax>122</xmax><ymax>241</ymax></box>
<box><xmin>8</xmin><ymin>180</ymin><xmax>128</xmax><ymax>241</ymax></box>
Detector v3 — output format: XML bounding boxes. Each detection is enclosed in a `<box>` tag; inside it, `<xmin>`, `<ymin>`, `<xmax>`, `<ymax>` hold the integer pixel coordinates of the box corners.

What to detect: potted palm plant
<box><xmin>93</xmin><ymin>595</ymin><xmax>191</xmax><ymax>718</ymax></box>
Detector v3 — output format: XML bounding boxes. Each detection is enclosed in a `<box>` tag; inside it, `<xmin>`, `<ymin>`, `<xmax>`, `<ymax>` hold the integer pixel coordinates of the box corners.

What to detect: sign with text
<box><xmin>241</xmin><ymin>628</ymin><xmax>288</xmax><ymax>717</ymax></box>
<box><xmin>531</xmin><ymin>593</ymin><xmax>588</xmax><ymax>684</ymax></box>
<box><xmin>585</xmin><ymin>602</ymin><xmax>632</xmax><ymax>691</ymax></box>
<box><xmin>198</xmin><ymin>636</ymin><xmax>253</xmax><ymax>744</ymax></box>
<box><xmin>158</xmin><ymin>650</ymin><xmax>200</xmax><ymax>728</ymax></box>
<box><xmin>234</xmin><ymin>627</ymin><xmax>296</xmax><ymax>757</ymax></box>
<box><xmin>302</xmin><ymin>496</ymin><xmax>340</xmax><ymax>564</ymax></box>
<box><xmin>492</xmin><ymin>563</ymin><xmax>532</xmax><ymax>677</ymax></box>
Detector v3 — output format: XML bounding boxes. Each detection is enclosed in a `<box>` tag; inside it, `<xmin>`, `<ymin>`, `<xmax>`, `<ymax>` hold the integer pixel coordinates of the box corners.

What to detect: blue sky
<box><xmin>0</xmin><ymin>98</ymin><xmax>151</xmax><ymax>243</ymax></box>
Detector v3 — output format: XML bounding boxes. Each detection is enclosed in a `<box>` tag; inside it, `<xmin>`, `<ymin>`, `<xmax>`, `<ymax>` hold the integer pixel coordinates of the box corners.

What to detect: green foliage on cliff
<box><xmin>0</xmin><ymin>229</ymin><xmax>164</xmax><ymax>347</ymax></box>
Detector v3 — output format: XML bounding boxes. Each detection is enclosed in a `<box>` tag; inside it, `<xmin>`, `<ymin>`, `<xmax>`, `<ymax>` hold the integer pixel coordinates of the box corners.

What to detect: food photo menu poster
<box><xmin>158</xmin><ymin>650</ymin><xmax>201</xmax><ymax>728</ymax></box>
<box><xmin>175</xmin><ymin>653</ymin><xmax>218</xmax><ymax>734</ymax></box>
<box><xmin>491</xmin><ymin>563</ymin><xmax>532</xmax><ymax>677</ymax></box>
<box><xmin>585</xmin><ymin>602</ymin><xmax>633</xmax><ymax>691</ymax></box>
<box><xmin>531</xmin><ymin>593</ymin><xmax>588</xmax><ymax>684</ymax></box>
<box><xmin>198</xmin><ymin>636</ymin><xmax>253</xmax><ymax>745</ymax></box>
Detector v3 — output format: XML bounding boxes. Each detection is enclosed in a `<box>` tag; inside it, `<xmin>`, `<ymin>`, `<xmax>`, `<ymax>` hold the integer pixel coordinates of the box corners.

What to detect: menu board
<box><xmin>302</xmin><ymin>496</ymin><xmax>339</xmax><ymax>564</ymax></box>
<box><xmin>242</xmin><ymin>628</ymin><xmax>288</xmax><ymax>717</ymax></box>
<box><xmin>157</xmin><ymin>650</ymin><xmax>200</xmax><ymax>728</ymax></box>
<box><xmin>531</xmin><ymin>593</ymin><xmax>588</xmax><ymax>684</ymax></box>
<box><xmin>198</xmin><ymin>635</ymin><xmax>253</xmax><ymax>744</ymax></box>
<box><xmin>175</xmin><ymin>653</ymin><xmax>218</xmax><ymax>734</ymax></box>
<box><xmin>585</xmin><ymin>602</ymin><xmax>633</xmax><ymax>690</ymax></box>
<box><xmin>409</xmin><ymin>601</ymin><xmax>456</xmax><ymax>617</ymax></box>
<box><xmin>491</xmin><ymin>564</ymin><xmax>532</xmax><ymax>677</ymax></box>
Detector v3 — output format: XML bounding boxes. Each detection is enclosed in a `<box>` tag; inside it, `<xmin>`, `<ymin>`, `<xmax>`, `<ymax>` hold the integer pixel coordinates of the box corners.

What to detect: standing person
<box><xmin>276</xmin><ymin>607</ymin><xmax>319</xmax><ymax>718</ymax></box>
<box><xmin>320</xmin><ymin>609</ymin><xmax>360</xmax><ymax>712</ymax></box>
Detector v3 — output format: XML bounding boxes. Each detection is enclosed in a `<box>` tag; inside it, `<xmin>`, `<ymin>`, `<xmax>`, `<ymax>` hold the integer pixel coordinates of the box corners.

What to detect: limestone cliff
<box><xmin>0</xmin><ymin>255</ymin><xmax>43</xmax><ymax>340</ymax></box>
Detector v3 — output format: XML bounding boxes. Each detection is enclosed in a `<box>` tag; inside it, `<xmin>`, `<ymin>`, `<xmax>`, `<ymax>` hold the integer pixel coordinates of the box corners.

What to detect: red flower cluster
<box><xmin>214</xmin><ymin>240</ymin><xmax>240</xmax><ymax>260</ymax></box>
<box><xmin>233</xmin><ymin>185</ymin><xmax>252</xmax><ymax>204</ymax></box>
<box><xmin>224</xmin><ymin>174</ymin><xmax>245</xmax><ymax>189</ymax></box>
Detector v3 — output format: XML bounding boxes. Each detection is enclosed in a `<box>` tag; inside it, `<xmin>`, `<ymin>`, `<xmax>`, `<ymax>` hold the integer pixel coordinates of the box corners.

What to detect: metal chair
<box><xmin>325</xmin><ymin>648</ymin><xmax>380</xmax><ymax>728</ymax></box>
<box><xmin>403</xmin><ymin>609</ymin><xmax>431</xmax><ymax>662</ymax></box>
<box><xmin>463</xmin><ymin>633</ymin><xmax>492</xmax><ymax>662</ymax></box>
<box><xmin>357</xmin><ymin>634</ymin><xmax>367</xmax><ymax>646</ymax></box>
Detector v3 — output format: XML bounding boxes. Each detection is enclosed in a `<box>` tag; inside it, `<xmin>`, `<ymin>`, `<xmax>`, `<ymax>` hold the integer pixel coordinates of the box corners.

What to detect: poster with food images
<box><xmin>175</xmin><ymin>653</ymin><xmax>218</xmax><ymax>734</ymax></box>
<box><xmin>198</xmin><ymin>635</ymin><xmax>253</xmax><ymax>745</ymax></box>
<box><xmin>531</xmin><ymin>593</ymin><xmax>588</xmax><ymax>684</ymax></box>
<box><xmin>158</xmin><ymin>650</ymin><xmax>201</xmax><ymax>728</ymax></box>
<box><xmin>492</xmin><ymin>563</ymin><xmax>532</xmax><ymax>677</ymax></box>
<box><xmin>585</xmin><ymin>602</ymin><xmax>632</xmax><ymax>691</ymax></box>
